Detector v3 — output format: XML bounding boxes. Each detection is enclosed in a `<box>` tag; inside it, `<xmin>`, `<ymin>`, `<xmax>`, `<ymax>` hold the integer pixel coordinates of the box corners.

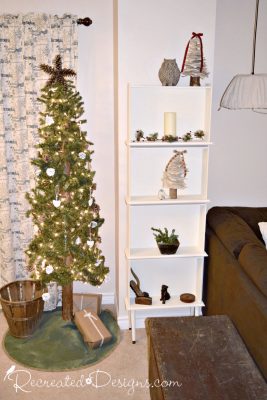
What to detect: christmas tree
<box><xmin>181</xmin><ymin>32</ymin><xmax>209</xmax><ymax>84</ymax></box>
<box><xmin>25</xmin><ymin>55</ymin><xmax>109</xmax><ymax>320</ymax></box>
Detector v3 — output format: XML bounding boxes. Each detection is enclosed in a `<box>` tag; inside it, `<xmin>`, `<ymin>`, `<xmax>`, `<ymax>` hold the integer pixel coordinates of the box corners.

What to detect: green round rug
<box><xmin>3</xmin><ymin>309</ymin><xmax>120</xmax><ymax>371</ymax></box>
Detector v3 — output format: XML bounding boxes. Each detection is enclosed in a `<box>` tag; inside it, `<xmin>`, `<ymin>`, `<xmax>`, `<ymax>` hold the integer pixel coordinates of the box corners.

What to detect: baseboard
<box><xmin>57</xmin><ymin>292</ymin><xmax>115</xmax><ymax>307</ymax></box>
<box><xmin>102</xmin><ymin>292</ymin><xmax>115</xmax><ymax>305</ymax></box>
<box><xmin>117</xmin><ymin>315</ymin><xmax>147</xmax><ymax>330</ymax></box>
<box><xmin>117</xmin><ymin>308</ymin><xmax>194</xmax><ymax>330</ymax></box>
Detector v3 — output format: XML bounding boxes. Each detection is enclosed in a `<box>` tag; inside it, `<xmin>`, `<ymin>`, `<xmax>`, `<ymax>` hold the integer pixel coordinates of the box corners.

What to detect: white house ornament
<box><xmin>78</xmin><ymin>152</ymin><xmax>86</xmax><ymax>159</ymax></box>
<box><xmin>46</xmin><ymin>168</ymin><xmax>55</xmax><ymax>177</ymax></box>
<box><xmin>45</xmin><ymin>265</ymin><xmax>54</xmax><ymax>274</ymax></box>
<box><xmin>87</xmin><ymin>240</ymin><xmax>94</xmax><ymax>248</ymax></box>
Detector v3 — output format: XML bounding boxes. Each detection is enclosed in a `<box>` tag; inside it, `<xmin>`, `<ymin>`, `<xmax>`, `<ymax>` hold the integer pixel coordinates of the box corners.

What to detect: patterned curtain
<box><xmin>0</xmin><ymin>13</ymin><xmax>78</xmax><ymax>287</ymax></box>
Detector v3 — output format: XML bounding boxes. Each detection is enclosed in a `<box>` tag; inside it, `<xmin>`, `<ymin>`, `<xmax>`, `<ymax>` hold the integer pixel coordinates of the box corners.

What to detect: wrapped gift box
<box><xmin>74</xmin><ymin>308</ymin><xmax>112</xmax><ymax>349</ymax></box>
<box><xmin>73</xmin><ymin>293</ymin><xmax>102</xmax><ymax>315</ymax></box>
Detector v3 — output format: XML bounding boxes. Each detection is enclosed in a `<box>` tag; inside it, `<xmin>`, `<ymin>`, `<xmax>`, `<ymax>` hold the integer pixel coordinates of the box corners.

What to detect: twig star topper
<box><xmin>40</xmin><ymin>55</ymin><xmax>76</xmax><ymax>88</ymax></box>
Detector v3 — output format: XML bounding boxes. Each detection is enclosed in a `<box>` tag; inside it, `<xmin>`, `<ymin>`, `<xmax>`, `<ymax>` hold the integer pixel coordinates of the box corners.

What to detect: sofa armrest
<box><xmin>207</xmin><ymin>207</ymin><xmax>264</xmax><ymax>258</ymax></box>
<box><xmin>238</xmin><ymin>243</ymin><xmax>267</xmax><ymax>298</ymax></box>
<box><xmin>224</xmin><ymin>207</ymin><xmax>267</xmax><ymax>243</ymax></box>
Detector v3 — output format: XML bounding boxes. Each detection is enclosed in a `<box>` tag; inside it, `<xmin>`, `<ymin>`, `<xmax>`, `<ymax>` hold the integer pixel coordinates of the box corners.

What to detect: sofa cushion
<box><xmin>238</xmin><ymin>243</ymin><xmax>267</xmax><ymax>298</ymax></box>
<box><xmin>207</xmin><ymin>207</ymin><xmax>265</xmax><ymax>258</ymax></box>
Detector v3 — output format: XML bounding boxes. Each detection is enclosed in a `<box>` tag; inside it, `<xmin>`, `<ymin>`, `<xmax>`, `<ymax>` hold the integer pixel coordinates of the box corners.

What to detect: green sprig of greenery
<box><xmin>151</xmin><ymin>227</ymin><xmax>179</xmax><ymax>244</ymax></box>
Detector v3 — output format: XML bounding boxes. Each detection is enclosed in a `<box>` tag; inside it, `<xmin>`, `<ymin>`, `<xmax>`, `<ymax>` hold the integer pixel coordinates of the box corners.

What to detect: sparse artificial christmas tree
<box><xmin>25</xmin><ymin>55</ymin><xmax>109</xmax><ymax>320</ymax></box>
<box><xmin>162</xmin><ymin>150</ymin><xmax>188</xmax><ymax>199</ymax></box>
<box><xmin>181</xmin><ymin>32</ymin><xmax>209</xmax><ymax>86</ymax></box>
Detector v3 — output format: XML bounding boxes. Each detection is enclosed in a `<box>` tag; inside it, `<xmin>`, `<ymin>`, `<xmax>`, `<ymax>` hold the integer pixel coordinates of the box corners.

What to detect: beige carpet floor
<box><xmin>0</xmin><ymin>311</ymin><xmax>150</xmax><ymax>400</ymax></box>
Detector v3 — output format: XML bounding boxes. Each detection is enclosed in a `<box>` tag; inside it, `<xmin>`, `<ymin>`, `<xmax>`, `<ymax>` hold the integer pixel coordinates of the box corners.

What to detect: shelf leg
<box><xmin>194</xmin><ymin>306</ymin><xmax>202</xmax><ymax>317</ymax></box>
<box><xmin>130</xmin><ymin>310</ymin><xmax>136</xmax><ymax>343</ymax></box>
<box><xmin>128</xmin><ymin>310</ymin><xmax>132</xmax><ymax>330</ymax></box>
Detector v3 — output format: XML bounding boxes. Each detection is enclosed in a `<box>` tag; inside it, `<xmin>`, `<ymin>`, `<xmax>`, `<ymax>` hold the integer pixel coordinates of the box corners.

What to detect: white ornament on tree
<box><xmin>78</xmin><ymin>152</ymin><xmax>86</xmax><ymax>160</ymax></box>
<box><xmin>95</xmin><ymin>260</ymin><xmax>101</xmax><ymax>267</ymax></box>
<box><xmin>90</xmin><ymin>221</ymin><xmax>98</xmax><ymax>228</ymax></box>
<box><xmin>46</xmin><ymin>168</ymin><xmax>55</xmax><ymax>177</ymax></box>
<box><xmin>75</xmin><ymin>237</ymin><xmax>81</xmax><ymax>245</ymax></box>
<box><xmin>45</xmin><ymin>115</ymin><xmax>54</xmax><ymax>125</ymax></box>
<box><xmin>88</xmin><ymin>198</ymin><xmax>93</xmax><ymax>206</ymax></box>
<box><xmin>45</xmin><ymin>265</ymin><xmax>54</xmax><ymax>274</ymax></box>
<box><xmin>35</xmin><ymin>168</ymin><xmax>41</xmax><ymax>176</ymax></box>
<box><xmin>53</xmin><ymin>196</ymin><xmax>61</xmax><ymax>208</ymax></box>
<box><xmin>87</xmin><ymin>240</ymin><xmax>94</xmax><ymax>248</ymax></box>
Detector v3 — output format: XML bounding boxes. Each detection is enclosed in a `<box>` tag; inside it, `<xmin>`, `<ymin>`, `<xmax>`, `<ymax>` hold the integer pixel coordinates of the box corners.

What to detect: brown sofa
<box><xmin>205</xmin><ymin>206</ymin><xmax>267</xmax><ymax>380</ymax></box>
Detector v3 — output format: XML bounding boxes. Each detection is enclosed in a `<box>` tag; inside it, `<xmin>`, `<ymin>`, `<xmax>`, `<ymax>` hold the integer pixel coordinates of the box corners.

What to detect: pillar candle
<box><xmin>164</xmin><ymin>112</ymin><xmax>176</xmax><ymax>137</ymax></box>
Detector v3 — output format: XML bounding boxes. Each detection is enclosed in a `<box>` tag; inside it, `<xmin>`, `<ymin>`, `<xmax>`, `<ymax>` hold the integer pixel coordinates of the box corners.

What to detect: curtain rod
<box><xmin>77</xmin><ymin>17</ymin><xmax>92</xmax><ymax>26</ymax></box>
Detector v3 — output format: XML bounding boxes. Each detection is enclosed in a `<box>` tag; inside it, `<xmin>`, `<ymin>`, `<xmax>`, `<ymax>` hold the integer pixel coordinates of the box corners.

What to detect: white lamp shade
<box><xmin>220</xmin><ymin>73</ymin><xmax>267</xmax><ymax>111</ymax></box>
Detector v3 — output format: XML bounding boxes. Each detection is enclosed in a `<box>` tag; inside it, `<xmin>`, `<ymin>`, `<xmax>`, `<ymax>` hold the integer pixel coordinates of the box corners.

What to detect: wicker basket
<box><xmin>0</xmin><ymin>280</ymin><xmax>44</xmax><ymax>338</ymax></box>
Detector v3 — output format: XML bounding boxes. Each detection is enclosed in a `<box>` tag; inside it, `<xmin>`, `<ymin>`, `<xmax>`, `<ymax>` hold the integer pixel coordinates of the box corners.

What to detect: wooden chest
<box><xmin>146</xmin><ymin>315</ymin><xmax>267</xmax><ymax>400</ymax></box>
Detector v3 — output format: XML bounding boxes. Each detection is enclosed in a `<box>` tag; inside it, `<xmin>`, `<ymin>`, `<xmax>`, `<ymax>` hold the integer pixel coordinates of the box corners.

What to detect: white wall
<box><xmin>1</xmin><ymin>0</ymin><xmax>115</xmax><ymax>300</ymax></box>
<box><xmin>116</xmin><ymin>0</ymin><xmax>217</xmax><ymax>324</ymax></box>
<box><xmin>2</xmin><ymin>0</ymin><xmax>267</xmax><ymax>316</ymax></box>
<box><xmin>209</xmin><ymin>0</ymin><xmax>267</xmax><ymax>207</ymax></box>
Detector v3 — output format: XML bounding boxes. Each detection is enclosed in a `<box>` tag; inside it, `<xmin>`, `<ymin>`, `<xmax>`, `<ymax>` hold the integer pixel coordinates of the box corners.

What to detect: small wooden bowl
<box><xmin>180</xmin><ymin>293</ymin><xmax>195</xmax><ymax>303</ymax></box>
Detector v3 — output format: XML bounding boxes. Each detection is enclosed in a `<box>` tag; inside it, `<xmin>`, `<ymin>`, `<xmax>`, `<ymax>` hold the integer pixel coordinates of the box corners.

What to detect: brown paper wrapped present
<box><xmin>73</xmin><ymin>293</ymin><xmax>102</xmax><ymax>315</ymax></box>
<box><xmin>74</xmin><ymin>308</ymin><xmax>112</xmax><ymax>349</ymax></box>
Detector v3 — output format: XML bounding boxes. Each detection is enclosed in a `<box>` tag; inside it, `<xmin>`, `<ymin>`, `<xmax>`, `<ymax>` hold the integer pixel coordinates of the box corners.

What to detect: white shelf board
<box><xmin>125</xmin><ymin>247</ymin><xmax>207</xmax><ymax>260</ymax></box>
<box><xmin>129</xmin><ymin>84</ymin><xmax>212</xmax><ymax>90</ymax></box>
<box><xmin>125</xmin><ymin>296</ymin><xmax>204</xmax><ymax>311</ymax></box>
<box><xmin>126</xmin><ymin>195</ymin><xmax>209</xmax><ymax>206</ymax></box>
<box><xmin>126</xmin><ymin>141</ymin><xmax>212</xmax><ymax>148</ymax></box>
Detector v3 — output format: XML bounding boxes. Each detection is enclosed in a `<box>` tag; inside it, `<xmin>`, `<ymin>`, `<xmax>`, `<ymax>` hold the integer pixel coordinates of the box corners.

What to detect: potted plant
<box><xmin>151</xmin><ymin>227</ymin><xmax>180</xmax><ymax>255</ymax></box>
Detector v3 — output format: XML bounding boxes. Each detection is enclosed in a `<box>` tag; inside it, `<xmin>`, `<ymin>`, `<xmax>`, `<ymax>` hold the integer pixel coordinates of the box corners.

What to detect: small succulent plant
<box><xmin>162</xmin><ymin>135</ymin><xmax>178</xmax><ymax>142</ymax></box>
<box><xmin>146</xmin><ymin>132</ymin><xmax>159</xmax><ymax>141</ymax></box>
<box><xmin>151</xmin><ymin>227</ymin><xmax>179</xmax><ymax>244</ymax></box>
<box><xmin>194</xmin><ymin>129</ymin><xmax>205</xmax><ymax>140</ymax></box>
<box><xmin>182</xmin><ymin>131</ymin><xmax>192</xmax><ymax>142</ymax></box>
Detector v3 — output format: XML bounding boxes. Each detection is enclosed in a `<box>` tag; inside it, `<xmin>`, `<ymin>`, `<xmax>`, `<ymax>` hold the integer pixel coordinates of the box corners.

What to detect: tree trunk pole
<box><xmin>62</xmin><ymin>159</ymin><xmax>74</xmax><ymax>321</ymax></box>
<box><xmin>62</xmin><ymin>280</ymin><xmax>73</xmax><ymax>320</ymax></box>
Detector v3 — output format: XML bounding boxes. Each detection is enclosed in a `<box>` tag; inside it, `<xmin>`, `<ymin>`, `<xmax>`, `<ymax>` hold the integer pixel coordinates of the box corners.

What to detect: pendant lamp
<box><xmin>219</xmin><ymin>0</ymin><xmax>267</xmax><ymax>112</ymax></box>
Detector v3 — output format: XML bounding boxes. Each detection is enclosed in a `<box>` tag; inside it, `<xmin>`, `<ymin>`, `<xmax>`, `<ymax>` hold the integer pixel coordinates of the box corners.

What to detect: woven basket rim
<box><xmin>0</xmin><ymin>279</ymin><xmax>44</xmax><ymax>304</ymax></box>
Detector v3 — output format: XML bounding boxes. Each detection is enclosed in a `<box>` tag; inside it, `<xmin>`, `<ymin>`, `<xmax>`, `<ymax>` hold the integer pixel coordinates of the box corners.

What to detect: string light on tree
<box><xmin>25</xmin><ymin>54</ymin><xmax>109</xmax><ymax>321</ymax></box>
